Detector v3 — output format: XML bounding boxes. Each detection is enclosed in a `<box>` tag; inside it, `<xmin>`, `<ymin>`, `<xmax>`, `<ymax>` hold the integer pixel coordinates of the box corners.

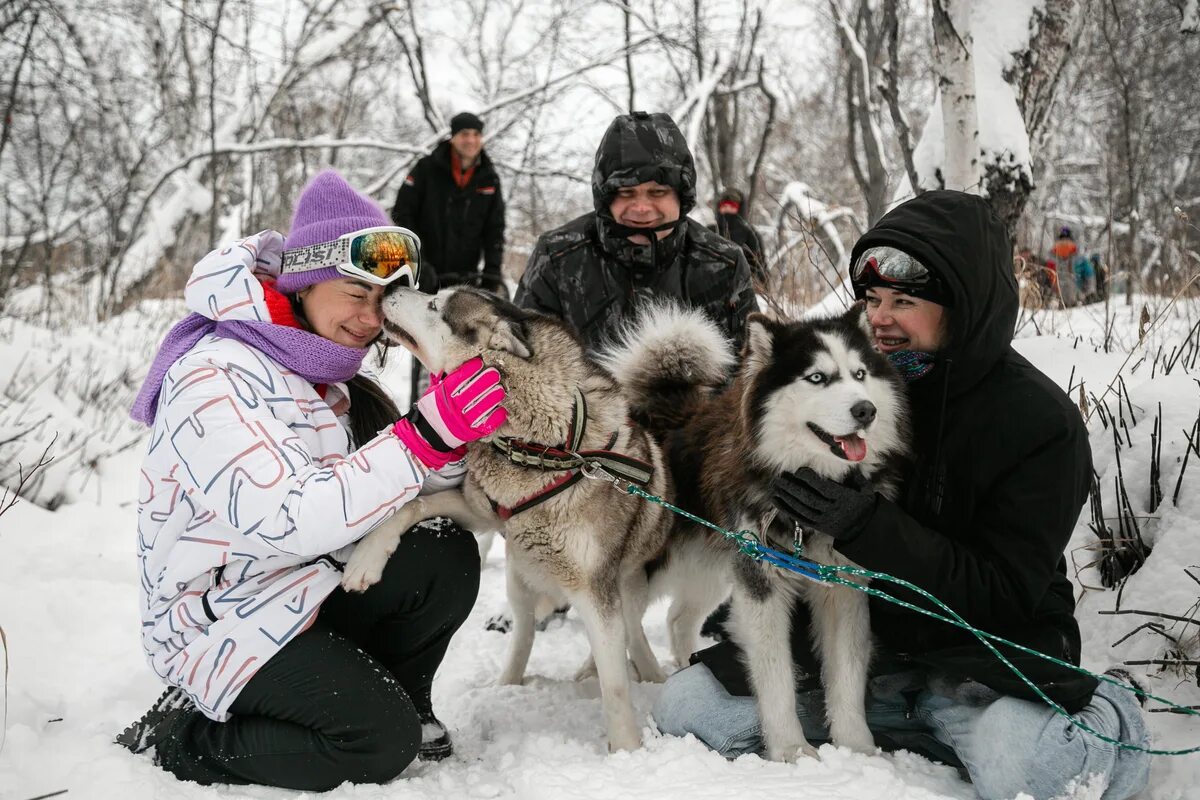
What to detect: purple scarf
<box><xmin>130</xmin><ymin>311</ymin><xmax>367</xmax><ymax>426</ymax></box>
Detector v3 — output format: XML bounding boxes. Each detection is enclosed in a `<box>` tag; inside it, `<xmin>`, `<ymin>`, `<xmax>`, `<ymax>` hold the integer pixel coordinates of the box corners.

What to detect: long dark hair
<box><xmin>288</xmin><ymin>295</ymin><xmax>401</xmax><ymax>448</ymax></box>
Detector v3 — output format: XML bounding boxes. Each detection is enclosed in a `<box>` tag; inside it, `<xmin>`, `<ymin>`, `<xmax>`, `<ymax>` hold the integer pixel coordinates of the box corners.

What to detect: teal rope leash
<box><xmin>583</xmin><ymin>469</ymin><xmax>1200</xmax><ymax>756</ymax></box>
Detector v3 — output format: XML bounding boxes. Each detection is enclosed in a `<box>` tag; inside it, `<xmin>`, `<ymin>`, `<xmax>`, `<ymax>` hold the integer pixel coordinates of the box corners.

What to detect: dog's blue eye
<box><xmin>854</xmin><ymin>368</ymin><xmax>866</xmax><ymax>381</ymax></box>
<box><xmin>806</xmin><ymin>372</ymin><xmax>825</xmax><ymax>384</ymax></box>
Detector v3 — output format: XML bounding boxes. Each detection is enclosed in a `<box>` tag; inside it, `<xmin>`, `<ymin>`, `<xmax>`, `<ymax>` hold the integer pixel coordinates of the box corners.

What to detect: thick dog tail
<box><xmin>596</xmin><ymin>301</ymin><xmax>736</xmax><ymax>436</ymax></box>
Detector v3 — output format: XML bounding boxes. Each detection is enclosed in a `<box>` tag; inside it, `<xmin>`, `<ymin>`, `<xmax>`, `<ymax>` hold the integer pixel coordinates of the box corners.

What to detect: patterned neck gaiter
<box><xmin>887</xmin><ymin>350</ymin><xmax>937</xmax><ymax>382</ymax></box>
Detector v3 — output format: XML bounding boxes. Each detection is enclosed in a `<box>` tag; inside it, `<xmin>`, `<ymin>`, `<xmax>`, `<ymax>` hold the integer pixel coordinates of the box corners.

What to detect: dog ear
<box><xmin>485</xmin><ymin>318</ymin><xmax>533</xmax><ymax>359</ymax></box>
<box><xmin>743</xmin><ymin>312</ymin><xmax>775</xmax><ymax>378</ymax></box>
<box><xmin>843</xmin><ymin>301</ymin><xmax>871</xmax><ymax>338</ymax></box>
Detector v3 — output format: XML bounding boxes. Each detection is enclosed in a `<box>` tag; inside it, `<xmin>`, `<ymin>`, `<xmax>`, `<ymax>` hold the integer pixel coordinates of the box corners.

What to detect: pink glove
<box><xmin>392</xmin><ymin>357</ymin><xmax>508</xmax><ymax>470</ymax></box>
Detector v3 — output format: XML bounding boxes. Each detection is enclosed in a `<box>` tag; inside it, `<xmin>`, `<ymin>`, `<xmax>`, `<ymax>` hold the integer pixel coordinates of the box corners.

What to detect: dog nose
<box><xmin>851</xmin><ymin>400</ymin><xmax>876</xmax><ymax>426</ymax></box>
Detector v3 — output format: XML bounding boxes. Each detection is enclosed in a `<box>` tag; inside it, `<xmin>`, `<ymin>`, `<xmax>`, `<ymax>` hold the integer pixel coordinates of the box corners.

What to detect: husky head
<box><xmin>380</xmin><ymin>285</ymin><xmax>534</xmax><ymax>374</ymax></box>
<box><xmin>381</xmin><ymin>285</ymin><xmax>619</xmax><ymax>444</ymax></box>
<box><xmin>740</xmin><ymin>305</ymin><xmax>908</xmax><ymax>479</ymax></box>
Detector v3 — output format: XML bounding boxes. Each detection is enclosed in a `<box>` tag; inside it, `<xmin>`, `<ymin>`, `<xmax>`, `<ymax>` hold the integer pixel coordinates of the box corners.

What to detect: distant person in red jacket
<box><xmin>1051</xmin><ymin>226</ymin><xmax>1080</xmax><ymax>306</ymax></box>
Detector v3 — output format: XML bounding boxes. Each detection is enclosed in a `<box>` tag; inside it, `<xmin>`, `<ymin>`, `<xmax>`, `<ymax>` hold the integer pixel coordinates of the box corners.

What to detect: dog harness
<box><xmin>487</xmin><ymin>389</ymin><xmax>653</xmax><ymax>520</ymax></box>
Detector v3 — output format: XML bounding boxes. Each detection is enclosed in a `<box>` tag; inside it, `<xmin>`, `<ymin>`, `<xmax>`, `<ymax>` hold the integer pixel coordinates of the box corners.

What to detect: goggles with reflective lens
<box><xmin>281</xmin><ymin>226</ymin><xmax>421</xmax><ymax>287</ymax></box>
<box><xmin>852</xmin><ymin>246</ymin><xmax>931</xmax><ymax>285</ymax></box>
<box><xmin>850</xmin><ymin>246</ymin><xmax>951</xmax><ymax>306</ymax></box>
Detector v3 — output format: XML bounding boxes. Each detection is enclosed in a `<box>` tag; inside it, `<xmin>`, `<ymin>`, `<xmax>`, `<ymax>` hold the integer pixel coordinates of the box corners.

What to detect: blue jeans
<box><xmin>652</xmin><ymin>663</ymin><xmax>1151</xmax><ymax>800</ymax></box>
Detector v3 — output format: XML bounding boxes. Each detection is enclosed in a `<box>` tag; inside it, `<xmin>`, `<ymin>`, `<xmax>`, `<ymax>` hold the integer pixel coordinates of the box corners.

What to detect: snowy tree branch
<box><xmin>1181</xmin><ymin>0</ymin><xmax>1199</xmax><ymax>34</ymax></box>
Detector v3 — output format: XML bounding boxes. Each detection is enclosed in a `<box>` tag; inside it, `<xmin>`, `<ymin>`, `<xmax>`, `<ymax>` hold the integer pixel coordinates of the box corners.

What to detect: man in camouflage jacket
<box><xmin>514</xmin><ymin>112</ymin><xmax>758</xmax><ymax>354</ymax></box>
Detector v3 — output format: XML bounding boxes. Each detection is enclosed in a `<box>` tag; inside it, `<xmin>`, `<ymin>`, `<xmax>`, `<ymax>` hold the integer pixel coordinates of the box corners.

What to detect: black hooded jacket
<box><xmin>703</xmin><ymin>191</ymin><xmax>1098</xmax><ymax>712</ymax></box>
<box><xmin>514</xmin><ymin>112</ymin><xmax>758</xmax><ymax>353</ymax></box>
<box><xmin>838</xmin><ymin>190</ymin><xmax>1096</xmax><ymax>711</ymax></box>
<box><xmin>391</xmin><ymin>140</ymin><xmax>505</xmax><ymax>292</ymax></box>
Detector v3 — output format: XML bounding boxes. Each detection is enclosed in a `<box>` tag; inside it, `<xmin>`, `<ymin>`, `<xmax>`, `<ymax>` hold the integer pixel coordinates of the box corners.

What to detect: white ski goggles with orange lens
<box><xmin>281</xmin><ymin>226</ymin><xmax>422</xmax><ymax>287</ymax></box>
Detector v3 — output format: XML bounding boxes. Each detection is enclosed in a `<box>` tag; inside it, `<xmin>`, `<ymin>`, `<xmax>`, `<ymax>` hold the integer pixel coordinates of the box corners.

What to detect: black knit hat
<box><xmin>450</xmin><ymin>112</ymin><xmax>484</xmax><ymax>135</ymax></box>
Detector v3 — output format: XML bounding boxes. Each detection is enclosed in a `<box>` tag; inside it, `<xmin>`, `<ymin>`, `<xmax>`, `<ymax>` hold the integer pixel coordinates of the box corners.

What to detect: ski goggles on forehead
<box><xmin>852</xmin><ymin>246</ymin><xmax>931</xmax><ymax>286</ymax></box>
<box><xmin>281</xmin><ymin>226</ymin><xmax>421</xmax><ymax>287</ymax></box>
<box><xmin>851</xmin><ymin>246</ymin><xmax>952</xmax><ymax>306</ymax></box>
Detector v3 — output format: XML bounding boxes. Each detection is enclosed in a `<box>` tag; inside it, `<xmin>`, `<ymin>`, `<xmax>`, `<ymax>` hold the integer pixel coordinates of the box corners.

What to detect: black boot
<box><xmin>412</xmin><ymin>688</ymin><xmax>453</xmax><ymax>762</ymax></box>
<box><xmin>416</xmin><ymin>709</ymin><xmax>453</xmax><ymax>762</ymax></box>
<box><xmin>115</xmin><ymin>686</ymin><xmax>195</xmax><ymax>755</ymax></box>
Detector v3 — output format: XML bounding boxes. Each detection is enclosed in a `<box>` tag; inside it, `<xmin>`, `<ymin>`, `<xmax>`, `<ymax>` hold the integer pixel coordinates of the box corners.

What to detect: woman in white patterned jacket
<box><xmin>117</xmin><ymin>170</ymin><xmax>507</xmax><ymax>789</ymax></box>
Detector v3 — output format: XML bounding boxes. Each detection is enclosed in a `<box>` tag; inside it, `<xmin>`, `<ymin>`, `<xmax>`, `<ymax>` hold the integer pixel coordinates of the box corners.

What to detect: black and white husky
<box><xmin>615</xmin><ymin>305</ymin><xmax>910</xmax><ymax>761</ymax></box>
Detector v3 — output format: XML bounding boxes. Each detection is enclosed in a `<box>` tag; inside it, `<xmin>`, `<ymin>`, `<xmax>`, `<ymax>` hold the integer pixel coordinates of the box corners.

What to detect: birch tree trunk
<box><xmin>931</xmin><ymin>0</ymin><xmax>978</xmax><ymax>193</ymax></box>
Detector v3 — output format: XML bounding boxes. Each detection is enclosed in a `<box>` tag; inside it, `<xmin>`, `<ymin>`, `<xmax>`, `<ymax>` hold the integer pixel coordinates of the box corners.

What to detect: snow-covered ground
<box><xmin>1</xmin><ymin>294</ymin><xmax>1198</xmax><ymax>799</ymax></box>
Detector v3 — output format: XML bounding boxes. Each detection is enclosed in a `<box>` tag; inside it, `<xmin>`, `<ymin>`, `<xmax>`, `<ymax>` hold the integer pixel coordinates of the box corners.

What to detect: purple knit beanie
<box><xmin>276</xmin><ymin>170</ymin><xmax>391</xmax><ymax>294</ymax></box>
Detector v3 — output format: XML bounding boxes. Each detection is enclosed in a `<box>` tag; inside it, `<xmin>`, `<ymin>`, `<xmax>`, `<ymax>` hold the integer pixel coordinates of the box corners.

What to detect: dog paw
<box><xmin>766</xmin><ymin>739</ymin><xmax>819</xmax><ymax>762</ymax></box>
<box><xmin>485</xmin><ymin>613</ymin><xmax>513</xmax><ymax>633</ymax></box>
<box><xmin>632</xmin><ymin>661</ymin><xmax>667</xmax><ymax>684</ymax></box>
<box><xmin>496</xmin><ymin>672</ymin><xmax>525</xmax><ymax>686</ymax></box>
<box><xmin>607</xmin><ymin>728</ymin><xmax>642</xmax><ymax>753</ymax></box>
<box><xmin>341</xmin><ymin>530</ymin><xmax>397</xmax><ymax>592</ymax></box>
<box><xmin>831</xmin><ymin>723</ymin><xmax>876</xmax><ymax>754</ymax></box>
<box><xmin>341</xmin><ymin>550</ymin><xmax>387</xmax><ymax>592</ymax></box>
<box><xmin>573</xmin><ymin>656</ymin><xmax>598</xmax><ymax>682</ymax></box>
<box><xmin>340</xmin><ymin>561</ymin><xmax>383</xmax><ymax>592</ymax></box>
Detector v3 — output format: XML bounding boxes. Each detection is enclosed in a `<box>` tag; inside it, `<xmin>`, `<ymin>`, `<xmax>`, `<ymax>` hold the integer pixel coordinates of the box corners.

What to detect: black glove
<box><xmin>771</xmin><ymin>467</ymin><xmax>877</xmax><ymax>541</ymax></box>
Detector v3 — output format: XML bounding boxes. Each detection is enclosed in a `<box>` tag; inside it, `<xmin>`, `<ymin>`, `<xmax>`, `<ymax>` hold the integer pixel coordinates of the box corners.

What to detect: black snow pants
<box><xmin>152</xmin><ymin>520</ymin><xmax>481</xmax><ymax>790</ymax></box>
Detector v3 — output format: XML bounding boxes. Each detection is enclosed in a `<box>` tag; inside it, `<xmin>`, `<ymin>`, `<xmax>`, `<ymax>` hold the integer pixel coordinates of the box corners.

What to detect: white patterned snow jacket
<box><xmin>136</xmin><ymin>231</ymin><xmax>462</xmax><ymax>721</ymax></box>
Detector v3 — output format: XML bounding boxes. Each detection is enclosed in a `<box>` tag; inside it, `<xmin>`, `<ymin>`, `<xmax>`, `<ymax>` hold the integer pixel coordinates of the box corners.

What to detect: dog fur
<box><xmin>618</xmin><ymin>304</ymin><xmax>911</xmax><ymax>761</ymax></box>
<box><xmin>342</xmin><ymin>288</ymin><xmax>735</xmax><ymax>752</ymax></box>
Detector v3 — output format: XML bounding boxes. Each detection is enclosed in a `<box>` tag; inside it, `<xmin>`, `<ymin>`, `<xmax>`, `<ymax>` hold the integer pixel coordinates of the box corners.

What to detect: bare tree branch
<box><xmin>0</xmin><ymin>433</ymin><xmax>56</xmax><ymax>520</ymax></box>
<box><xmin>0</xmin><ymin>9</ymin><xmax>38</xmax><ymax>163</ymax></box>
<box><xmin>745</xmin><ymin>58</ymin><xmax>776</xmax><ymax>216</ymax></box>
<box><xmin>880</xmin><ymin>0</ymin><xmax>920</xmax><ymax>195</ymax></box>
<box><xmin>385</xmin><ymin>2</ymin><xmax>441</xmax><ymax>134</ymax></box>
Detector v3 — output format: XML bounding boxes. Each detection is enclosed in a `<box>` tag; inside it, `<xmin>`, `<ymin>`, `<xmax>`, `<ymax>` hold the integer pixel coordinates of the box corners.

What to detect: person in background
<box><xmin>654</xmin><ymin>190</ymin><xmax>1150</xmax><ymax>800</ymax></box>
<box><xmin>118</xmin><ymin>170</ymin><xmax>507</xmax><ymax>790</ymax></box>
<box><xmin>392</xmin><ymin>111</ymin><xmax>507</xmax><ymax>402</ymax></box>
<box><xmin>515</xmin><ymin>111</ymin><xmax>757</xmax><ymax>355</ymax></box>
<box><xmin>1051</xmin><ymin>226</ymin><xmax>1081</xmax><ymax>307</ymax></box>
<box><xmin>391</xmin><ymin>111</ymin><xmax>506</xmax><ymax>295</ymax></box>
<box><xmin>713</xmin><ymin>187</ymin><xmax>766</xmax><ymax>286</ymax></box>
<box><xmin>503</xmin><ymin>111</ymin><xmax>757</xmax><ymax>635</ymax></box>
<box><xmin>1076</xmin><ymin>249</ymin><xmax>1098</xmax><ymax>303</ymax></box>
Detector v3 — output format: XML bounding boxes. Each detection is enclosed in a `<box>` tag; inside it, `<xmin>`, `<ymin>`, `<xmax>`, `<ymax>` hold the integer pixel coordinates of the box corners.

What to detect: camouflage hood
<box><xmin>590</xmin><ymin>112</ymin><xmax>697</xmax><ymax>269</ymax></box>
<box><xmin>591</xmin><ymin>112</ymin><xmax>697</xmax><ymax>216</ymax></box>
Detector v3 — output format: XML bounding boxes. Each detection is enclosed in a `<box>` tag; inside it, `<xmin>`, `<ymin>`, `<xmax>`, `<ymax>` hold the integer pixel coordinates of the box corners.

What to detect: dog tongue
<box><xmin>836</xmin><ymin>434</ymin><xmax>868</xmax><ymax>462</ymax></box>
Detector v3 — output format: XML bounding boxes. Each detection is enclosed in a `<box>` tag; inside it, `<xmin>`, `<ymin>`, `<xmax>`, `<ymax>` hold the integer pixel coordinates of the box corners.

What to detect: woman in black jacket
<box><xmin>654</xmin><ymin>191</ymin><xmax>1150</xmax><ymax>800</ymax></box>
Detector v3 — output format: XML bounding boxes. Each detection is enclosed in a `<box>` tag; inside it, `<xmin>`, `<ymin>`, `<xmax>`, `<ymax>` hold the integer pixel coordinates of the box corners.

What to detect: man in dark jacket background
<box><xmin>391</xmin><ymin>111</ymin><xmax>506</xmax><ymax>295</ymax></box>
<box><xmin>514</xmin><ymin>111</ymin><xmax>757</xmax><ymax>354</ymax></box>
<box><xmin>713</xmin><ymin>187</ymin><xmax>766</xmax><ymax>286</ymax></box>
<box><xmin>393</xmin><ymin>111</ymin><xmax>507</xmax><ymax>401</ymax></box>
<box><xmin>485</xmin><ymin>112</ymin><xmax>756</xmax><ymax>635</ymax></box>
<box><xmin>653</xmin><ymin>191</ymin><xmax>1150</xmax><ymax>800</ymax></box>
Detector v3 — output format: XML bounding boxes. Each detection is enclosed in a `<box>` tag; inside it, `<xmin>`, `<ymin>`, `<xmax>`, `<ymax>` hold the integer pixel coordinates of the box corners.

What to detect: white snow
<box><xmin>2</xmin><ymin>293</ymin><xmax>1200</xmax><ymax>799</ymax></box>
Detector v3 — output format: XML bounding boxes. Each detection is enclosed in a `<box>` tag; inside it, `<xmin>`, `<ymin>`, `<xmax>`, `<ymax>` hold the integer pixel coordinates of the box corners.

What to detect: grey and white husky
<box><xmin>618</xmin><ymin>305</ymin><xmax>910</xmax><ymax>761</ymax></box>
<box><xmin>343</xmin><ymin>287</ymin><xmax>734</xmax><ymax>752</ymax></box>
